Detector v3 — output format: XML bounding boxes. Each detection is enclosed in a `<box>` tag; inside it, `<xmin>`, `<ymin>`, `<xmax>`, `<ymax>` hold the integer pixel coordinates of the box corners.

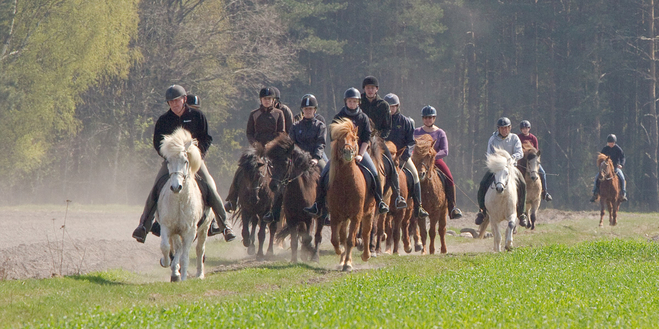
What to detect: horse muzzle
<box><xmin>495</xmin><ymin>182</ymin><xmax>505</xmax><ymax>193</ymax></box>
<box><xmin>268</xmin><ymin>180</ymin><xmax>280</xmax><ymax>193</ymax></box>
<box><xmin>170</xmin><ymin>184</ymin><xmax>183</xmax><ymax>193</ymax></box>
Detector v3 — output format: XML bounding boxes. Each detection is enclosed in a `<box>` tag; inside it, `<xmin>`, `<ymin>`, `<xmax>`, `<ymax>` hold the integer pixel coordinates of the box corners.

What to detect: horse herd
<box><xmin>154</xmin><ymin>122</ymin><xmax>622</xmax><ymax>281</ymax></box>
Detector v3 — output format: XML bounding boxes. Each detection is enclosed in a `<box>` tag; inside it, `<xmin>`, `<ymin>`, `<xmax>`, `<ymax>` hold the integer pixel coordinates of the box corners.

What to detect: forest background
<box><xmin>2</xmin><ymin>0</ymin><xmax>659</xmax><ymax>211</ymax></box>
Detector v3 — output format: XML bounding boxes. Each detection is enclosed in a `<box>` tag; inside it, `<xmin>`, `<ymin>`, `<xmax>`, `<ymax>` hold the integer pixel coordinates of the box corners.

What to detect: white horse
<box><xmin>157</xmin><ymin>127</ymin><xmax>212</xmax><ymax>282</ymax></box>
<box><xmin>479</xmin><ymin>148</ymin><xmax>520</xmax><ymax>252</ymax></box>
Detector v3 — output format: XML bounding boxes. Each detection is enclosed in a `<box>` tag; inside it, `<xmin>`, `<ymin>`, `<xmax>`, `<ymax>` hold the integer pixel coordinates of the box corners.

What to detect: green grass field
<box><xmin>3</xmin><ymin>210</ymin><xmax>659</xmax><ymax>328</ymax></box>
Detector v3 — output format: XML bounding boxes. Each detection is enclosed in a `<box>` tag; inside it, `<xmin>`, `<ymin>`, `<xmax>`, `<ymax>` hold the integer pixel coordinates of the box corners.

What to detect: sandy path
<box><xmin>0</xmin><ymin>205</ymin><xmax>588</xmax><ymax>281</ymax></box>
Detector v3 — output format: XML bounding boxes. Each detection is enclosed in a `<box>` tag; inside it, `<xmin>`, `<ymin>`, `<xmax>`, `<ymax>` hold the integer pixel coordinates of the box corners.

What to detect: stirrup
<box><xmin>589</xmin><ymin>194</ymin><xmax>598</xmax><ymax>203</ymax></box>
<box><xmin>450</xmin><ymin>208</ymin><xmax>463</xmax><ymax>219</ymax></box>
<box><xmin>223</xmin><ymin>227</ymin><xmax>236</xmax><ymax>242</ymax></box>
<box><xmin>262</xmin><ymin>211</ymin><xmax>275</xmax><ymax>224</ymax></box>
<box><xmin>378</xmin><ymin>201</ymin><xmax>389</xmax><ymax>214</ymax></box>
<box><xmin>395</xmin><ymin>195</ymin><xmax>408</xmax><ymax>209</ymax></box>
<box><xmin>543</xmin><ymin>191</ymin><xmax>553</xmax><ymax>202</ymax></box>
<box><xmin>416</xmin><ymin>206</ymin><xmax>429</xmax><ymax>219</ymax></box>
<box><xmin>304</xmin><ymin>203</ymin><xmax>322</xmax><ymax>217</ymax></box>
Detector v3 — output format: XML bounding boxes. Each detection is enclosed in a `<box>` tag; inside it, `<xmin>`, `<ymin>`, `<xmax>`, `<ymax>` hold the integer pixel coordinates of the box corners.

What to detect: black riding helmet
<box><xmin>259</xmin><ymin>87</ymin><xmax>276</xmax><ymax>98</ymax></box>
<box><xmin>344</xmin><ymin>87</ymin><xmax>361</xmax><ymax>100</ymax></box>
<box><xmin>271</xmin><ymin>87</ymin><xmax>281</xmax><ymax>100</ymax></box>
<box><xmin>186</xmin><ymin>94</ymin><xmax>200</xmax><ymax>109</ymax></box>
<box><xmin>165</xmin><ymin>85</ymin><xmax>186</xmax><ymax>101</ymax></box>
<box><xmin>301</xmin><ymin>94</ymin><xmax>318</xmax><ymax>108</ymax></box>
<box><xmin>607</xmin><ymin>134</ymin><xmax>617</xmax><ymax>143</ymax></box>
<box><xmin>421</xmin><ymin>105</ymin><xmax>437</xmax><ymax>117</ymax></box>
<box><xmin>362</xmin><ymin>76</ymin><xmax>379</xmax><ymax>89</ymax></box>
<box><xmin>497</xmin><ymin>117</ymin><xmax>512</xmax><ymax>127</ymax></box>
<box><xmin>520</xmin><ymin>120</ymin><xmax>531</xmax><ymax>129</ymax></box>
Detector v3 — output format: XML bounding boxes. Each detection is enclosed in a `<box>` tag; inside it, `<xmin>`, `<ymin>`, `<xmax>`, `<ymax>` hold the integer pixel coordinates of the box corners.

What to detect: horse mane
<box><xmin>238</xmin><ymin>143</ymin><xmax>267</xmax><ymax>180</ymax></box>
<box><xmin>265</xmin><ymin>134</ymin><xmax>318</xmax><ymax>181</ymax></box>
<box><xmin>522</xmin><ymin>141</ymin><xmax>537</xmax><ymax>159</ymax></box>
<box><xmin>414</xmin><ymin>134</ymin><xmax>436</xmax><ymax>157</ymax></box>
<box><xmin>370</xmin><ymin>136</ymin><xmax>386</xmax><ymax>176</ymax></box>
<box><xmin>329</xmin><ymin>118</ymin><xmax>357</xmax><ymax>185</ymax></box>
<box><xmin>160</xmin><ymin>127</ymin><xmax>202</xmax><ymax>173</ymax></box>
<box><xmin>486</xmin><ymin>148</ymin><xmax>513</xmax><ymax>173</ymax></box>
<box><xmin>597</xmin><ymin>153</ymin><xmax>610</xmax><ymax>168</ymax></box>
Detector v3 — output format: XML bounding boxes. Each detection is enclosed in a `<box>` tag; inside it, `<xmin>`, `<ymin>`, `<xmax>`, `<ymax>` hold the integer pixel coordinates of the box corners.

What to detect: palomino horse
<box><xmin>596</xmin><ymin>153</ymin><xmax>621</xmax><ymax>227</ymax></box>
<box><xmin>266</xmin><ymin>135</ymin><xmax>323</xmax><ymax>263</ymax></box>
<box><xmin>411</xmin><ymin>134</ymin><xmax>448</xmax><ymax>255</ymax></box>
<box><xmin>328</xmin><ymin>118</ymin><xmax>376</xmax><ymax>271</ymax></box>
<box><xmin>381</xmin><ymin>142</ymin><xmax>413</xmax><ymax>255</ymax></box>
<box><xmin>478</xmin><ymin>148</ymin><xmax>520</xmax><ymax>252</ymax></box>
<box><xmin>230</xmin><ymin>145</ymin><xmax>277</xmax><ymax>260</ymax></box>
<box><xmin>517</xmin><ymin>142</ymin><xmax>542</xmax><ymax>230</ymax></box>
<box><xmin>157</xmin><ymin>128</ymin><xmax>212</xmax><ymax>282</ymax></box>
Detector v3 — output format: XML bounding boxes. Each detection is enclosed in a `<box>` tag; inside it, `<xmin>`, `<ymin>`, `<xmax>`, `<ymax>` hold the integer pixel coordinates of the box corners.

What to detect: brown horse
<box><xmin>229</xmin><ymin>145</ymin><xmax>277</xmax><ymax>260</ymax></box>
<box><xmin>381</xmin><ymin>141</ymin><xmax>414</xmax><ymax>255</ymax></box>
<box><xmin>266</xmin><ymin>135</ymin><xmax>323</xmax><ymax>263</ymax></box>
<box><xmin>596</xmin><ymin>153</ymin><xmax>621</xmax><ymax>227</ymax></box>
<box><xmin>411</xmin><ymin>134</ymin><xmax>448</xmax><ymax>254</ymax></box>
<box><xmin>517</xmin><ymin>142</ymin><xmax>542</xmax><ymax>230</ymax></box>
<box><xmin>328</xmin><ymin>118</ymin><xmax>376</xmax><ymax>271</ymax></box>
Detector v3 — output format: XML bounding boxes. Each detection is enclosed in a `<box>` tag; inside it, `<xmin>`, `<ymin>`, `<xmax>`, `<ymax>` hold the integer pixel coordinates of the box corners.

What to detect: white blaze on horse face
<box><xmin>528</xmin><ymin>156</ymin><xmax>540</xmax><ymax>181</ymax></box>
<box><xmin>168</xmin><ymin>152</ymin><xmax>189</xmax><ymax>193</ymax></box>
<box><xmin>493</xmin><ymin>168</ymin><xmax>509</xmax><ymax>193</ymax></box>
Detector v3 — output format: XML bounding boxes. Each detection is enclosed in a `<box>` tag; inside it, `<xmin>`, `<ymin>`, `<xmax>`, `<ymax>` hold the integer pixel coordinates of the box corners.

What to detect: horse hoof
<box><xmin>171</xmin><ymin>275</ymin><xmax>180</xmax><ymax>282</ymax></box>
<box><xmin>599</xmin><ymin>223</ymin><xmax>604</xmax><ymax>228</ymax></box>
<box><xmin>405</xmin><ymin>246</ymin><xmax>413</xmax><ymax>254</ymax></box>
<box><xmin>342</xmin><ymin>264</ymin><xmax>353</xmax><ymax>272</ymax></box>
<box><xmin>505</xmin><ymin>246</ymin><xmax>513</xmax><ymax>252</ymax></box>
<box><xmin>256</xmin><ymin>254</ymin><xmax>265</xmax><ymax>261</ymax></box>
<box><xmin>160</xmin><ymin>258</ymin><xmax>168</xmax><ymax>268</ymax></box>
<box><xmin>311</xmin><ymin>254</ymin><xmax>320</xmax><ymax>263</ymax></box>
<box><xmin>414</xmin><ymin>243</ymin><xmax>423</xmax><ymax>252</ymax></box>
<box><xmin>247</xmin><ymin>245</ymin><xmax>256</xmax><ymax>255</ymax></box>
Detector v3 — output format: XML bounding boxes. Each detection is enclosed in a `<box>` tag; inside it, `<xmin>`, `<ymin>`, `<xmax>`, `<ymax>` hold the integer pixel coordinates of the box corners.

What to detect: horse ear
<box><xmin>430</xmin><ymin>140</ymin><xmax>436</xmax><ymax>149</ymax></box>
<box><xmin>536</xmin><ymin>150</ymin><xmax>541</xmax><ymax>157</ymax></box>
<box><xmin>184</xmin><ymin>140</ymin><xmax>193</xmax><ymax>151</ymax></box>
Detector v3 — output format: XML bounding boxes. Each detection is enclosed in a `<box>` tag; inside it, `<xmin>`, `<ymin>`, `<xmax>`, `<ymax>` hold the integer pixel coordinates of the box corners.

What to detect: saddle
<box><xmin>402</xmin><ymin>167</ymin><xmax>414</xmax><ymax>193</ymax></box>
<box><xmin>357</xmin><ymin>163</ymin><xmax>377</xmax><ymax>193</ymax></box>
<box><xmin>435</xmin><ymin>167</ymin><xmax>448</xmax><ymax>187</ymax></box>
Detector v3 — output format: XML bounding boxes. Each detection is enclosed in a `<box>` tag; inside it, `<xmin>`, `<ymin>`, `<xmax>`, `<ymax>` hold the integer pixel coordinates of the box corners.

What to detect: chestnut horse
<box><xmin>381</xmin><ymin>142</ymin><xmax>413</xmax><ymax>255</ymax></box>
<box><xmin>597</xmin><ymin>153</ymin><xmax>621</xmax><ymax>227</ymax></box>
<box><xmin>266</xmin><ymin>135</ymin><xmax>323</xmax><ymax>263</ymax></box>
<box><xmin>328</xmin><ymin>118</ymin><xmax>376</xmax><ymax>271</ymax></box>
<box><xmin>230</xmin><ymin>145</ymin><xmax>277</xmax><ymax>260</ymax></box>
<box><xmin>411</xmin><ymin>134</ymin><xmax>448</xmax><ymax>255</ymax></box>
<box><xmin>517</xmin><ymin>142</ymin><xmax>542</xmax><ymax>230</ymax></box>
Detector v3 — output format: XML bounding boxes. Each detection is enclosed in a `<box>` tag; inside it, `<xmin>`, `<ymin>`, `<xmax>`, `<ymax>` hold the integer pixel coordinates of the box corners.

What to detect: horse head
<box><xmin>330</xmin><ymin>118</ymin><xmax>359</xmax><ymax>164</ymax></box>
<box><xmin>597</xmin><ymin>153</ymin><xmax>614</xmax><ymax>181</ymax></box>
<box><xmin>487</xmin><ymin>148</ymin><xmax>515</xmax><ymax>194</ymax></box>
<box><xmin>412</xmin><ymin>134</ymin><xmax>436</xmax><ymax>182</ymax></box>
<box><xmin>521</xmin><ymin>143</ymin><xmax>541</xmax><ymax>182</ymax></box>
<box><xmin>160</xmin><ymin>128</ymin><xmax>201</xmax><ymax>194</ymax></box>
<box><xmin>265</xmin><ymin>134</ymin><xmax>297</xmax><ymax>193</ymax></box>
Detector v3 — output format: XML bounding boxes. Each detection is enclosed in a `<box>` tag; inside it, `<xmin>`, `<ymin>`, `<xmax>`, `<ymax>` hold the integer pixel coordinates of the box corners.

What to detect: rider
<box><xmin>517</xmin><ymin>120</ymin><xmax>553</xmax><ymax>201</ymax></box>
<box><xmin>132</xmin><ymin>85</ymin><xmax>236</xmax><ymax>243</ymax></box>
<box><xmin>224</xmin><ymin>87</ymin><xmax>286</xmax><ymax>212</ymax></box>
<box><xmin>413</xmin><ymin>105</ymin><xmax>463</xmax><ymax>219</ymax></box>
<box><xmin>304</xmin><ymin>87</ymin><xmax>391</xmax><ymax>219</ymax></box>
<box><xmin>383</xmin><ymin>93</ymin><xmax>429</xmax><ymax>219</ymax></box>
<box><xmin>590</xmin><ymin>134</ymin><xmax>627</xmax><ymax>202</ymax></box>
<box><xmin>264</xmin><ymin>94</ymin><xmax>328</xmax><ymax>224</ymax></box>
<box><xmin>271</xmin><ymin>87</ymin><xmax>294</xmax><ymax>133</ymax></box>
<box><xmin>360</xmin><ymin>76</ymin><xmax>407</xmax><ymax>210</ymax></box>
<box><xmin>474</xmin><ymin>117</ymin><xmax>528</xmax><ymax>227</ymax></box>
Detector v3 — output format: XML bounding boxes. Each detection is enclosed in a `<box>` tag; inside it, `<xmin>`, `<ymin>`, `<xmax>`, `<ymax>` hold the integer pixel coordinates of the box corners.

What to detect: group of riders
<box><xmin>131</xmin><ymin>76</ymin><xmax>628</xmax><ymax>244</ymax></box>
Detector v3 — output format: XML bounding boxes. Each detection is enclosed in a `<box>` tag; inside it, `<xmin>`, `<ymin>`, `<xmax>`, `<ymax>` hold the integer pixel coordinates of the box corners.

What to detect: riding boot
<box><xmin>304</xmin><ymin>167</ymin><xmax>329</xmax><ymax>219</ymax></box>
<box><xmin>590</xmin><ymin>180</ymin><xmax>600</xmax><ymax>202</ymax></box>
<box><xmin>224</xmin><ymin>166</ymin><xmax>244</xmax><ymax>212</ymax></box>
<box><xmin>384</xmin><ymin>153</ymin><xmax>407</xmax><ymax>209</ymax></box>
<box><xmin>132</xmin><ymin>163</ymin><xmax>169</xmax><ymax>243</ymax></box>
<box><xmin>445</xmin><ymin>185</ymin><xmax>462</xmax><ymax>219</ymax></box>
<box><xmin>412</xmin><ymin>182</ymin><xmax>429</xmax><ymax>219</ymax></box>
<box><xmin>360</xmin><ymin>161</ymin><xmax>389</xmax><ymax>214</ymax></box>
<box><xmin>475</xmin><ymin>172</ymin><xmax>494</xmax><ymax>225</ymax></box>
<box><xmin>263</xmin><ymin>193</ymin><xmax>283</xmax><ymax>223</ymax></box>
<box><xmin>516</xmin><ymin>173</ymin><xmax>529</xmax><ymax>227</ymax></box>
<box><xmin>196</xmin><ymin>165</ymin><xmax>236</xmax><ymax>242</ymax></box>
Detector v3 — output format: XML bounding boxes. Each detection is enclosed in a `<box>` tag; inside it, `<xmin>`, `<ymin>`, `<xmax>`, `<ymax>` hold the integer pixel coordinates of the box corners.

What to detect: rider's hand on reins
<box><xmin>355</xmin><ymin>155</ymin><xmax>363</xmax><ymax>162</ymax></box>
<box><xmin>310</xmin><ymin>159</ymin><xmax>318</xmax><ymax>166</ymax></box>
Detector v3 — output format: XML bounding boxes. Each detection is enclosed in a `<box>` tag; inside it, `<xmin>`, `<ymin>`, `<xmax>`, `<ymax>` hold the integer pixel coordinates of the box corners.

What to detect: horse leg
<box><xmin>267</xmin><ymin>221</ymin><xmax>277</xmax><ymax>258</ymax></box>
<box><xmin>195</xmin><ymin>228</ymin><xmax>208</xmax><ymax>279</ymax></box>
<box><xmin>290</xmin><ymin>226</ymin><xmax>298</xmax><ymax>263</ymax></box>
<box><xmin>505</xmin><ymin>215</ymin><xmax>515</xmax><ymax>251</ymax></box>
<box><xmin>385</xmin><ymin>215</ymin><xmax>393</xmax><ymax>254</ymax></box>
<box><xmin>369</xmin><ymin>213</ymin><xmax>378</xmax><ymax>257</ymax></box>
<box><xmin>248</xmin><ymin>218</ymin><xmax>258</xmax><ymax>255</ymax></box>
<box><xmin>608</xmin><ymin>200</ymin><xmax>615</xmax><ymax>226</ymax></box>
<box><xmin>599</xmin><ymin>200</ymin><xmax>605</xmax><ymax>227</ymax></box>
<box><xmin>344</xmin><ymin>217</ymin><xmax>360</xmax><ymax>271</ymax></box>
<box><xmin>428</xmin><ymin>215</ymin><xmax>437</xmax><ymax>255</ymax></box>
<box><xmin>339</xmin><ymin>220</ymin><xmax>349</xmax><ymax>269</ymax></box>
<box><xmin>402</xmin><ymin>210</ymin><xmax>413</xmax><ymax>254</ymax></box>
<box><xmin>159</xmin><ymin>226</ymin><xmax>172</xmax><ymax>268</ymax></box>
<box><xmin>361</xmin><ymin>211</ymin><xmax>374</xmax><ymax>262</ymax></box>
<box><xmin>417</xmin><ymin>216</ymin><xmax>428</xmax><ymax>255</ymax></box>
<box><xmin>438</xmin><ymin>207</ymin><xmax>448</xmax><ymax>254</ymax></box>
<box><xmin>256</xmin><ymin>222</ymin><xmax>266</xmax><ymax>260</ymax></box>
<box><xmin>170</xmin><ymin>235</ymin><xmax>183</xmax><ymax>282</ymax></box>
<box><xmin>179</xmin><ymin>230</ymin><xmax>195</xmax><ymax>281</ymax></box>
<box><xmin>491</xmin><ymin>220</ymin><xmax>502</xmax><ymax>252</ymax></box>
<box><xmin>312</xmin><ymin>218</ymin><xmax>323</xmax><ymax>263</ymax></box>
<box><xmin>392</xmin><ymin>213</ymin><xmax>401</xmax><ymax>255</ymax></box>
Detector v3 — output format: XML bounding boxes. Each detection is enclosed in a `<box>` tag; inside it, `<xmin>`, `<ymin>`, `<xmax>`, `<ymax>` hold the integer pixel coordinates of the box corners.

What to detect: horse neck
<box><xmin>329</xmin><ymin>157</ymin><xmax>359</xmax><ymax>187</ymax></box>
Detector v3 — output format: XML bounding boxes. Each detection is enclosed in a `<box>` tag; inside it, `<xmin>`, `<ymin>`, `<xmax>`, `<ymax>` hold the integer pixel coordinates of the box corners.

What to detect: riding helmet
<box><xmin>520</xmin><ymin>120</ymin><xmax>531</xmax><ymax>129</ymax></box>
<box><xmin>384</xmin><ymin>93</ymin><xmax>400</xmax><ymax>106</ymax></box>
<box><xmin>362</xmin><ymin>76</ymin><xmax>379</xmax><ymax>89</ymax></box>
<box><xmin>497</xmin><ymin>117</ymin><xmax>512</xmax><ymax>127</ymax></box>
<box><xmin>421</xmin><ymin>105</ymin><xmax>437</xmax><ymax>117</ymax></box>
<box><xmin>259</xmin><ymin>87</ymin><xmax>276</xmax><ymax>98</ymax></box>
<box><xmin>186</xmin><ymin>94</ymin><xmax>200</xmax><ymax>109</ymax></box>
<box><xmin>270</xmin><ymin>87</ymin><xmax>281</xmax><ymax>100</ymax></box>
<box><xmin>165</xmin><ymin>85</ymin><xmax>186</xmax><ymax>101</ymax></box>
<box><xmin>344</xmin><ymin>87</ymin><xmax>361</xmax><ymax>100</ymax></box>
<box><xmin>300</xmin><ymin>94</ymin><xmax>318</xmax><ymax>108</ymax></box>
<box><xmin>607</xmin><ymin>134</ymin><xmax>617</xmax><ymax>143</ymax></box>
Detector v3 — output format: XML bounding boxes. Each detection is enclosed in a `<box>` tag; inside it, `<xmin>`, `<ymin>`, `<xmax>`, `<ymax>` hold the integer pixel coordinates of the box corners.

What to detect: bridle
<box><xmin>168</xmin><ymin>156</ymin><xmax>190</xmax><ymax>183</ymax></box>
<box><xmin>274</xmin><ymin>157</ymin><xmax>304</xmax><ymax>188</ymax></box>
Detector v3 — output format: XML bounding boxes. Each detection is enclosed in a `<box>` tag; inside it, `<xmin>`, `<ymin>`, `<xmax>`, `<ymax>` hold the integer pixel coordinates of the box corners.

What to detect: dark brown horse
<box><xmin>517</xmin><ymin>142</ymin><xmax>542</xmax><ymax>230</ymax></box>
<box><xmin>266</xmin><ymin>135</ymin><xmax>323</xmax><ymax>263</ymax></box>
<box><xmin>411</xmin><ymin>134</ymin><xmax>448</xmax><ymax>254</ymax></box>
<box><xmin>328</xmin><ymin>118</ymin><xmax>376</xmax><ymax>271</ymax></box>
<box><xmin>596</xmin><ymin>153</ymin><xmax>621</xmax><ymax>227</ymax></box>
<box><xmin>230</xmin><ymin>145</ymin><xmax>277</xmax><ymax>260</ymax></box>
